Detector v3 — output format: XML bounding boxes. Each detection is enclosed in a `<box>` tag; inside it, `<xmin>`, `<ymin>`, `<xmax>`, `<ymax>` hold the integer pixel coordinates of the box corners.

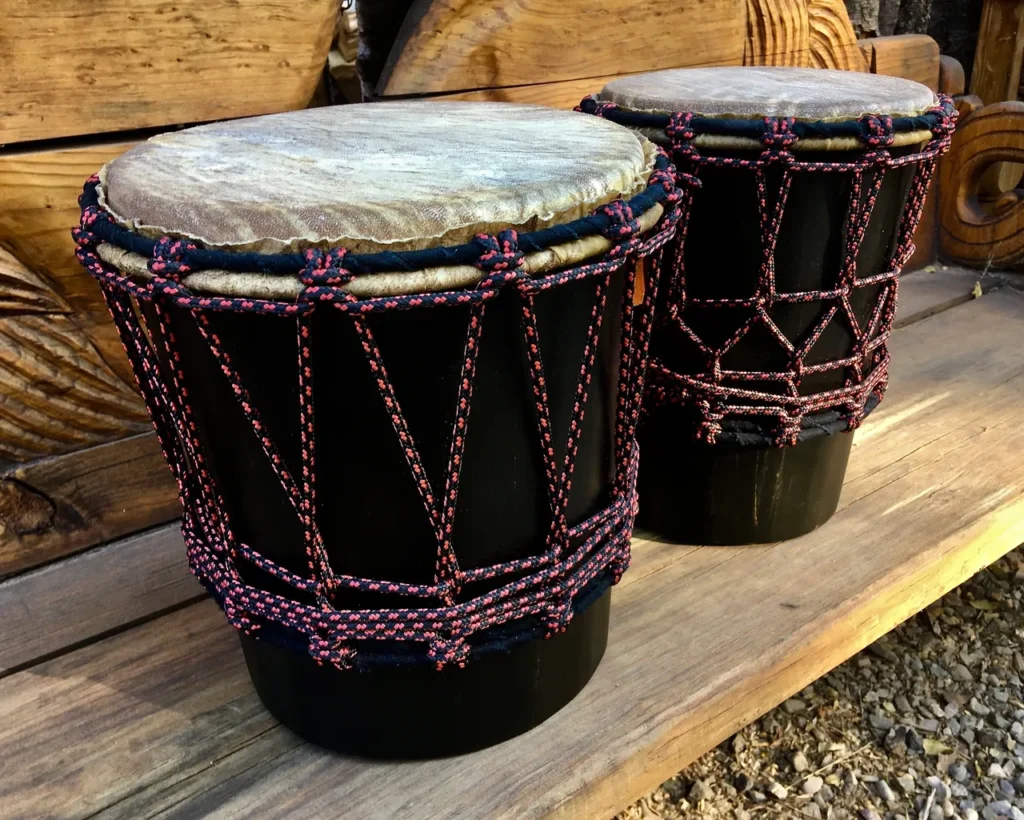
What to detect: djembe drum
<box><xmin>580</xmin><ymin>67</ymin><xmax>955</xmax><ymax>544</ymax></box>
<box><xmin>73</xmin><ymin>103</ymin><xmax>682</xmax><ymax>756</ymax></box>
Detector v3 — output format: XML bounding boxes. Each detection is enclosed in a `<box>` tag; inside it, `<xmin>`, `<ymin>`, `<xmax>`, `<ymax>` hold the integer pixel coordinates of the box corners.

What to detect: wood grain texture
<box><xmin>378</xmin><ymin>0</ymin><xmax>746</xmax><ymax>97</ymax></box>
<box><xmin>970</xmin><ymin>0</ymin><xmax>1024</xmax><ymax>106</ymax></box>
<box><xmin>743</xmin><ymin>0</ymin><xmax>866</xmax><ymax>70</ymax></box>
<box><xmin>939</xmin><ymin>101</ymin><xmax>1024</xmax><ymax>269</ymax></box>
<box><xmin>433</xmin><ymin>75</ymin><xmax>640</xmax><ymax>109</ymax></box>
<box><xmin>0</xmin><ymin>0</ymin><xmax>339</xmax><ymax>145</ymax></box>
<box><xmin>859</xmin><ymin>33</ymin><xmax>941</xmax><ymax>90</ymax></box>
<box><xmin>807</xmin><ymin>0</ymin><xmax>871</xmax><ymax>70</ymax></box>
<box><xmin>0</xmin><ymin>434</ymin><xmax>180</xmax><ymax>579</ymax></box>
<box><xmin>4</xmin><ymin>286</ymin><xmax>1024</xmax><ymax>819</ymax></box>
<box><xmin>0</xmin><ymin>523</ymin><xmax>195</xmax><ymax>674</ymax></box>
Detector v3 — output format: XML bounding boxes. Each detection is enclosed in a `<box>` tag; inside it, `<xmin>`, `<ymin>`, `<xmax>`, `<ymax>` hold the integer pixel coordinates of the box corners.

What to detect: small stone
<box><xmin>950</xmin><ymin>763</ymin><xmax>970</xmax><ymax>783</ymax></box>
<box><xmin>954</xmin><ymin>664</ymin><xmax>975</xmax><ymax>682</ymax></box>
<box><xmin>992</xmin><ymin>764</ymin><xmax>1010</xmax><ymax>779</ymax></box>
<box><xmin>943</xmin><ymin>799</ymin><xmax>957</xmax><ymax>818</ymax></box>
<box><xmin>897</xmin><ymin>773</ymin><xmax>916</xmax><ymax>794</ymax></box>
<box><xmin>735</xmin><ymin>811</ymin><xmax>752</xmax><ymax>820</ymax></box>
<box><xmin>953</xmin><ymin>783</ymin><xmax>971</xmax><ymax>798</ymax></box>
<box><xmin>871</xmin><ymin>711</ymin><xmax>896</xmax><ymax>732</ymax></box>
<box><xmin>792</xmin><ymin>750</ymin><xmax>810</xmax><ymax>772</ymax></box>
<box><xmin>871</xmin><ymin>640</ymin><xmax>900</xmax><ymax>663</ymax></box>
<box><xmin>982</xmin><ymin>800</ymin><xmax>1014</xmax><ymax>820</ymax></box>
<box><xmin>1002</xmin><ymin>780</ymin><xmax>1018</xmax><ymax>798</ymax></box>
<box><xmin>928</xmin><ymin>777</ymin><xmax>952</xmax><ymax>802</ymax></box>
<box><xmin>749</xmin><ymin>790</ymin><xmax>767</xmax><ymax>804</ymax></box>
<box><xmin>860</xmin><ymin>811</ymin><xmax>882</xmax><ymax>820</ymax></box>
<box><xmin>735</xmin><ymin>772</ymin><xmax>752</xmax><ymax>793</ymax></box>
<box><xmin>896</xmin><ymin>694</ymin><xmax>913</xmax><ymax>713</ymax></box>
<box><xmin>768</xmin><ymin>781</ymin><xmax>789</xmax><ymax>800</ymax></box>
<box><xmin>965</xmin><ymin>811</ymin><xmax>980</xmax><ymax>820</ymax></box>
<box><xmin>920</xmin><ymin>717</ymin><xmax>941</xmax><ymax>733</ymax></box>
<box><xmin>785</xmin><ymin>699</ymin><xmax>808</xmax><ymax>714</ymax></box>
<box><xmin>689</xmin><ymin>779</ymin><xmax>713</xmax><ymax>803</ymax></box>
<box><xmin>930</xmin><ymin>806</ymin><xmax>945</xmax><ymax>820</ymax></box>
<box><xmin>981</xmin><ymin>729</ymin><xmax>1004</xmax><ymax>749</ymax></box>
<box><xmin>803</xmin><ymin>776</ymin><xmax>824</xmax><ymax>796</ymax></box>
<box><xmin>732</xmin><ymin>734</ymin><xmax>747</xmax><ymax>754</ymax></box>
<box><xmin>819</xmin><ymin>784</ymin><xmax>836</xmax><ymax>803</ymax></box>
<box><xmin>963</xmin><ymin>728</ymin><xmax>977</xmax><ymax>744</ymax></box>
<box><xmin>972</xmin><ymin>698</ymin><xmax>994</xmax><ymax>717</ymax></box>
<box><xmin>877</xmin><ymin>779</ymin><xmax>897</xmax><ymax>803</ymax></box>
<box><xmin>845</xmin><ymin>770</ymin><xmax>859</xmax><ymax>794</ymax></box>
<box><xmin>803</xmin><ymin>804</ymin><xmax>823</xmax><ymax>820</ymax></box>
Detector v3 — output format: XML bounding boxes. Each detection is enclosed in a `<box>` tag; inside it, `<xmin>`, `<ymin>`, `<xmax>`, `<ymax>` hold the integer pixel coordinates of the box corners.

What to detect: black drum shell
<box><xmin>638</xmin><ymin>144</ymin><xmax>920</xmax><ymax>544</ymax></box>
<box><xmin>148</xmin><ymin>269</ymin><xmax>628</xmax><ymax>757</ymax></box>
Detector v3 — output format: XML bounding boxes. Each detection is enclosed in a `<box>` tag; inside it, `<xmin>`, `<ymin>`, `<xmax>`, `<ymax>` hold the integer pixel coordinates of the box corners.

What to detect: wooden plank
<box><xmin>0</xmin><ymin>0</ymin><xmax>339</xmax><ymax>145</ymax></box>
<box><xmin>895</xmin><ymin>265</ymin><xmax>982</xmax><ymax>327</ymax></box>
<box><xmin>970</xmin><ymin>0</ymin><xmax>1024</xmax><ymax>106</ymax></box>
<box><xmin>377</xmin><ymin>0</ymin><xmax>746</xmax><ymax>97</ymax></box>
<box><xmin>859</xmin><ymin>33</ymin><xmax>941</xmax><ymax>90</ymax></box>
<box><xmin>0</xmin><ymin>434</ymin><xmax>180</xmax><ymax>579</ymax></box>
<box><xmin>3</xmin><ymin>287</ymin><xmax>1023</xmax><ymax>819</ymax></box>
<box><xmin>0</xmin><ymin>523</ymin><xmax>195</xmax><ymax>675</ymax></box>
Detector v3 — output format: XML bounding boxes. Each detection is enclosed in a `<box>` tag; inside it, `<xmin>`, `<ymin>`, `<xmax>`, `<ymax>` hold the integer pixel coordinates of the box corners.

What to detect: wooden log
<box><xmin>859</xmin><ymin>33</ymin><xmax>941</xmax><ymax>90</ymax></box>
<box><xmin>2</xmin><ymin>287</ymin><xmax>1023</xmax><ymax>819</ymax></box>
<box><xmin>377</xmin><ymin>0</ymin><xmax>746</xmax><ymax>97</ymax></box>
<box><xmin>0</xmin><ymin>434</ymin><xmax>180</xmax><ymax>579</ymax></box>
<box><xmin>0</xmin><ymin>0</ymin><xmax>339</xmax><ymax>145</ymax></box>
<box><xmin>970</xmin><ymin>0</ymin><xmax>1024</xmax><ymax>106</ymax></box>
<box><xmin>0</xmin><ymin>523</ymin><xmax>196</xmax><ymax>675</ymax></box>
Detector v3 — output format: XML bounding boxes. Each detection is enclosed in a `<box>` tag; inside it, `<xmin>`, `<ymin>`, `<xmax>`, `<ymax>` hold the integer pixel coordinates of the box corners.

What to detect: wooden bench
<box><xmin>2</xmin><ymin>268</ymin><xmax>1023</xmax><ymax>819</ymax></box>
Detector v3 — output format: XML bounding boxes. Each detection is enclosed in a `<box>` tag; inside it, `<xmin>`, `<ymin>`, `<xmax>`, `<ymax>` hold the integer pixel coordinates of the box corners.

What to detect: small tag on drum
<box><xmin>633</xmin><ymin>258</ymin><xmax>646</xmax><ymax>306</ymax></box>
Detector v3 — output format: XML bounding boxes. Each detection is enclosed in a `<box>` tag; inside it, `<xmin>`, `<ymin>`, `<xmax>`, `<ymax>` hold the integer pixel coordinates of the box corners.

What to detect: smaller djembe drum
<box><xmin>580</xmin><ymin>68</ymin><xmax>955</xmax><ymax>544</ymax></box>
<box><xmin>73</xmin><ymin>103</ymin><xmax>681</xmax><ymax>756</ymax></box>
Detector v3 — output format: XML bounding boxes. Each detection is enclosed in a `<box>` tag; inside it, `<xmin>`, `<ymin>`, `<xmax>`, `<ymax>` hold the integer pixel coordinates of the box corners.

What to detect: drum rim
<box><xmin>579</xmin><ymin>94</ymin><xmax>955</xmax><ymax>153</ymax></box>
<box><xmin>75</xmin><ymin>150</ymin><xmax>681</xmax><ymax>301</ymax></box>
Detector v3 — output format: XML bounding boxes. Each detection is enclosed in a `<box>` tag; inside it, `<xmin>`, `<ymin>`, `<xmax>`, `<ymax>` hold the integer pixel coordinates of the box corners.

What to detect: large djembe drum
<box><xmin>73</xmin><ymin>103</ymin><xmax>682</xmax><ymax>756</ymax></box>
<box><xmin>580</xmin><ymin>68</ymin><xmax>955</xmax><ymax>544</ymax></box>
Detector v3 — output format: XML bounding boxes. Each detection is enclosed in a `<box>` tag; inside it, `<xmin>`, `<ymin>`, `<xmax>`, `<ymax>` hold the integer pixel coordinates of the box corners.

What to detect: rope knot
<box><xmin>694</xmin><ymin>399</ymin><xmax>724</xmax><ymax>445</ymax></box>
<box><xmin>149</xmin><ymin>237</ymin><xmax>196</xmax><ymax>279</ymax></box>
<box><xmin>597</xmin><ymin>200</ymin><xmax>641</xmax><ymax>241</ymax></box>
<box><xmin>772</xmin><ymin>415</ymin><xmax>802</xmax><ymax>448</ymax></box>
<box><xmin>861</xmin><ymin>115</ymin><xmax>895</xmax><ymax>148</ymax></box>
<box><xmin>428</xmin><ymin>636</ymin><xmax>470</xmax><ymax>671</ymax></box>
<box><xmin>308</xmin><ymin>631</ymin><xmax>356</xmax><ymax>671</ymax></box>
<box><xmin>474</xmin><ymin>229</ymin><xmax>525</xmax><ymax>275</ymax></box>
<box><xmin>543</xmin><ymin>595</ymin><xmax>573</xmax><ymax>636</ymax></box>
<box><xmin>666</xmin><ymin>112</ymin><xmax>697</xmax><ymax>147</ymax></box>
<box><xmin>300</xmin><ymin>247</ymin><xmax>352</xmax><ymax>287</ymax></box>
<box><xmin>929</xmin><ymin>96</ymin><xmax>958</xmax><ymax>137</ymax></box>
<box><xmin>72</xmin><ymin>204</ymin><xmax>112</xmax><ymax>249</ymax></box>
<box><xmin>762</xmin><ymin>117</ymin><xmax>799</xmax><ymax>151</ymax></box>
<box><xmin>576</xmin><ymin>97</ymin><xmax>618</xmax><ymax>118</ymax></box>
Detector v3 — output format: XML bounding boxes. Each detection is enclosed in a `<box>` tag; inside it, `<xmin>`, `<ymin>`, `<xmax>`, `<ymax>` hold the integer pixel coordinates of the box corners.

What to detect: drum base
<box><xmin>239</xmin><ymin>589</ymin><xmax>611</xmax><ymax>758</ymax></box>
<box><xmin>636</xmin><ymin>426</ymin><xmax>853</xmax><ymax>545</ymax></box>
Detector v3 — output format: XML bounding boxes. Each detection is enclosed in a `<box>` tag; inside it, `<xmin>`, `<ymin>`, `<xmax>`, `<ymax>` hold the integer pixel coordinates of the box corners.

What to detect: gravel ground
<box><xmin>619</xmin><ymin>548</ymin><xmax>1024</xmax><ymax>820</ymax></box>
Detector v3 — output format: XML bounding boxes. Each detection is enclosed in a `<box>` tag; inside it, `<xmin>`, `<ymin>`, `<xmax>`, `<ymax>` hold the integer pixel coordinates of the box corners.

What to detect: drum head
<box><xmin>100</xmin><ymin>102</ymin><xmax>655</xmax><ymax>254</ymax></box>
<box><xmin>599</xmin><ymin>66</ymin><xmax>936</xmax><ymax>121</ymax></box>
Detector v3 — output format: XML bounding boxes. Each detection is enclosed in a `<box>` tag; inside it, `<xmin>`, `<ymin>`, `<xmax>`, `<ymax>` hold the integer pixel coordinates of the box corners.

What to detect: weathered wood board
<box><xmin>0</xmin><ymin>0</ymin><xmax>339</xmax><ymax>145</ymax></box>
<box><xmin>970</xmin><ymin>0</ymin><xmax>1024</xmax><ymax>106</ymax></box>
<box><xmin>378</xmin><ymin>0</ymin><xmax>747</xmax><ymax>97</ymax></box>
<box><xmin>0</xmin><ymin>434</ymin><xmax>180</xmax><ymax>579</ymax></box>
<box><xmin>0</xmin><ymin>524</ymin><xmax>196</xmax><ymax>674</ymax></box>
<box><xmin>3</xmin><ymin>285</ymin><xmax>1023</xmax><ymax>819</ymax></box>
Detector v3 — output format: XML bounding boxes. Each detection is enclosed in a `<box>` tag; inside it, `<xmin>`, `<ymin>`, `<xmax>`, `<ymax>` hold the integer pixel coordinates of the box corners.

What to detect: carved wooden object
<box><xmin>744</xmin><ymin>0</ymin><xmax>868</xmax><ymax>71</ymax></box>
<box><xmin>970</xmin><ymin>0</ymin><xmax>1024</xmax><ymax>106</ymax></box>
<box><xmin>377</xmin><ymin>0</ymin><xmax>747</xmax><ymax>96</ymax></box>
<box><xmin>858</xmin><ymin>33</ymin><xmax>940</xmax><ymax>90</ymax></box>
<box><xmin>1</xmin><ymin>0</ymin><xmax>339</xmax><ymax>144</ymax></box>
<box><xmin>939</xmin><ymin>101</ymin><xmax>1024</xmax><ymax>270</ymax></box>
